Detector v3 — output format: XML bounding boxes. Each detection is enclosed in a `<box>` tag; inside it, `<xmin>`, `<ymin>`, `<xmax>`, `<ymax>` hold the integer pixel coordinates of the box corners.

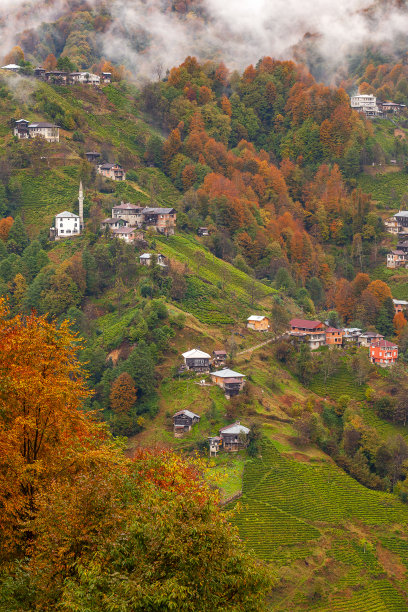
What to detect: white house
<box><xmin>54</xmin><ymin>211</ymin><xmax>81</xmax><ymax>239</ymax></box>
<box><xmin>1</xmin><ymin>64</ymin><xmax>21</xmax><ymax>72</ymax></box>
<box><xmin>350</xmin><ymin>94</ymin><xmax>381</xmax><ymax>117</ymax></box>
<box><xmin>69</xmin><ymin>72</ymin><xmax>100</xmax><ymax>85</ymax></box>
<box><xmin>28</xmin><ymin>122</ymin><xmax>60</xmax><ymax>143</ymax></box>
<box><xmin>139</xmin><ymin>253</ymin><xmax>166</xmax><ymax>267</ymax></box>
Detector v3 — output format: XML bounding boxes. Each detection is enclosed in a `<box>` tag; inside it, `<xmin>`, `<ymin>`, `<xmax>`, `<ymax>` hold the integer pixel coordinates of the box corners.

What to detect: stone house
<box><xmin>111</xmin><ymin>226</ymin><xmax>136</xmax><ymax>243</ymax></box>
<box><xmin>358</xmin><ymin>332</ymin><xmax>384</xmax><ymax>347</ymax></box>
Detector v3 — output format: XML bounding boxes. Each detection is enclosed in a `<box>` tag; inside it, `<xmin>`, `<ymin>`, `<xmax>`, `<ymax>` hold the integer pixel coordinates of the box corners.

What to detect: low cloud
<box><xmin>1</xmin><ymin>0</ymin><xmax>408</xmax><ymax>81</ymax></box>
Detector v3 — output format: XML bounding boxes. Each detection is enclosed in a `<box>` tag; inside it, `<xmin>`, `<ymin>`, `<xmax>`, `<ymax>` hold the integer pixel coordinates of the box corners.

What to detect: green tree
<box><xmin>123</xmin><ymin>341</ymin><xmax>156</xmax><ymax>396</ymax></box>
<box><xmin>7</xmin><ymin>216</ymin><xmax>29</xmax><ymax>254</ymax></box>
<box><xmin>376</xmin><ymin>297</ymin><xmax>395</xmax><ymax>337</ymax></box>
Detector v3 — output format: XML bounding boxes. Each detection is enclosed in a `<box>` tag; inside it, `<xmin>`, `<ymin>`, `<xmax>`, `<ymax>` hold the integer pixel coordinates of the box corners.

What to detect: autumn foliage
<box><xmin>110</xmin><ymin>372</ymin><xmax>137</xmax><ymax>413</ymax></box>
<box><xmin>0</xmin><ymin>303</ymin><xmax>272</xmax><ymax>609</ymax></box>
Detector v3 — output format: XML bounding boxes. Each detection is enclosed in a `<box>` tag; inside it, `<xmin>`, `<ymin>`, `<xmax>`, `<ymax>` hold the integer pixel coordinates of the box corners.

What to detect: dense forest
<box><xmin>3</xmin><ymin>1</ymin><xmax>408</xmax><ymax>610</ymax></box>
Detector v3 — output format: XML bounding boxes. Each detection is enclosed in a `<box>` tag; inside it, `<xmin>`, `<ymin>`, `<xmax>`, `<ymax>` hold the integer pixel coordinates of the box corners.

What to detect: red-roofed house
<box><xmin>289</xmin><ymin>319</ymin><xmax>326</xmax><ymax>350</ymax></box>
<box><xmin>325</xmin><ymin>327</ymin><xmax>344</xmax><ymax>346</ymax></box>
<box><xmin>369</xmin><ymin>340</ymin><xmax>398</xmax><ymax>367</ymax></box>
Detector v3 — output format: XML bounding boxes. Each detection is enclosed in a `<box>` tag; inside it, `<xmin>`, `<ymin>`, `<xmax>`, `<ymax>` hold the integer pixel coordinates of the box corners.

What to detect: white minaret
<box><xmin>78</xmin><ymin>180</ymin><xmax>84</xmax><ymax>230</ymax></box>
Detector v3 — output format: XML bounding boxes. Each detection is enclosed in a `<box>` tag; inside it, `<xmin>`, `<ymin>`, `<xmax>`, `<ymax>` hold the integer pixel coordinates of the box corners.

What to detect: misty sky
<box><xmin>1</xmin><ymin>0</ymin><xmax>407</xmax><ymax>79</ymax></box>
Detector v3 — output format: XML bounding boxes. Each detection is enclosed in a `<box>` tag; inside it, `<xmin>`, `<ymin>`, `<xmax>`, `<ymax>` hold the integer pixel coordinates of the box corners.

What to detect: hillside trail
<box><xmin>237</xmin><ymin>333</ymin><xmax>287</xmax><ymax>356</ymax></box>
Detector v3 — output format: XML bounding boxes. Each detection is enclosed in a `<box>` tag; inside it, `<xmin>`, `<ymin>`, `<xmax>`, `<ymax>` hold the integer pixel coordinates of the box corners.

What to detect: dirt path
<box><xmin>237</xmin><ymin>334</ymin><xmax>287</xmax><ymax>356</ymax></box>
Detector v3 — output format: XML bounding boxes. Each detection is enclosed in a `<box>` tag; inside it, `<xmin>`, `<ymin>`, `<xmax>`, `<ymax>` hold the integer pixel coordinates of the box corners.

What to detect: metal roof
<box><xmin>219</xmin><ymin>422</ymin><xmax>250</xmax><ymax>435</ymax></box>
<box><xmin>173</xmin><ymin>409</ymin><xmax>200</xmax><ymax>419</ymax></box>
<box><xmin>211</xmin><ymin>368</ymin><xmax>245</xmax><ymax>378</ymax></box>
<box><xmin>393</xmin><ymin>299</ymin><xmax>408</xmax><ymax>305</ymax></box>
<box><xmin>395</xmin><ymin>211</ymin><xmax>408</xmax><ymax>218</ymax></box>
<box><xmin>182</xmin><ymin>348</ymin><xmax>211</xmax><ymax>359</ymax></box>
<box><xmin>142</xmin><ymin>207</ymin><xmax>175</xmax><ymax>214</ymax></box>
<box><xmin>112</xmin><ymin>227</ymin><xmax>134</xmax><ymax>234</ymax></box>
<box><xmin>139</xmin><ymin>253</ymin><xmax>151</xmax><ymax>259</ymax></box>
<box><xmin>29</xmin><ymin>122</ymin><xmax>59</xmax><ymax>128</ymax></box>
<box><xmin>247</xmin><ymin>315</ymin><xmax>268</xmax><ymax>321</ymax></box>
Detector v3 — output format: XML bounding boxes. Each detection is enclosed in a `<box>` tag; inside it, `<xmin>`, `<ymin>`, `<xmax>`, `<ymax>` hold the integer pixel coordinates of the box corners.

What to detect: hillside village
<box><xmin>4</xmin><ymin>36</ymin><xmax>408</xmax><ymax>610</ymax></box>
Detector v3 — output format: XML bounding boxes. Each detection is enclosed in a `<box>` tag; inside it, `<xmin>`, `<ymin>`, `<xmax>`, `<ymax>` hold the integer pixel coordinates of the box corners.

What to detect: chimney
<box><xmin>78</xmin><ymin>180</ymin><xmax>84</xmax><ymax>229</ymax></box>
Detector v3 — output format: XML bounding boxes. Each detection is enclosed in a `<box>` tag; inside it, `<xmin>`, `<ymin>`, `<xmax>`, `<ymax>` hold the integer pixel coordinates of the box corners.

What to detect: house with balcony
<box><xmin>289</xmin><ymin>319</ymin><xmax>326</xmax><ymax>350</ymax></box>
<box><xmin>13</xmin><ymin>119</ymin><xmax>30</xmax><ymax>139</ymax></box>
<box><xmin>370</xmin><ymin>340</ymin><xmax>398</xmax><ymax>367</ymax></box>
<box><xmin>213</xmin><ymin>350</ymin><xmax>227</xmax><ymax>366</ymax></box>
<box><xmin>219</xmin><ymin>422</ymin><xmax>250</xmax><ymax>451</ymax></box>
<box><xmin>211</xmin><ymin>368</ymin><xmax>246</xmax><ymax>398</ymax></box>
<box><xmin>28</xmin><ymin>122</ymin><xmax>60</xmax><ymax>143</ymax></box>
<box><xmin>343</xmin><ymin>328</ymin><xmax>362</xmax><ymax>343</ymax></box>
<box><xmin>182</xmin><ymin>349</ymin><xmax>211</xmax><ymax>373</ymax></box>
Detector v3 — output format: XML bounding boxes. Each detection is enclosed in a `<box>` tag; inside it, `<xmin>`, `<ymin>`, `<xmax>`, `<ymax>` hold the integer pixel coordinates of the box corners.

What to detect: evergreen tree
<box><xmin>376</xmin><ymin>297</ymin><xmax>395</xmax><ymax>337</ymax></box>
<box><xmin>7</xmin><ymin>216</ymin><xmax>29</xmax><ymax>254</ymax></box>
<box><xmin>123</xmin><ymin>341</ymin><xmax>156</xmax><ymax>396</ymax></box>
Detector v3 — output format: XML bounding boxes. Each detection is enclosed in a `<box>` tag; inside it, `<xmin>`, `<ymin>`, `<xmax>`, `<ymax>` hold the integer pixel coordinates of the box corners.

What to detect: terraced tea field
<box><xmin>232</xmin><ymin>439</ymin><xmax>408</xmax><ymax>611</ymax></box>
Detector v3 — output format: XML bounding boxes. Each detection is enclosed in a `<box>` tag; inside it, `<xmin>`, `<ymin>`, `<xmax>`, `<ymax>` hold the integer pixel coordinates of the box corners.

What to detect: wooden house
<box><xmin>370</xmin><ymin>340</ymin><xmax>398</xmax><ymax>367</ymax></box>
<box><xmin>198</xmin><ymin>227</ymin><xmax>209</xmax><ymax>236</ymax></box>
<box><xmin>13</xmin><ymin>119</ymin><xmax>29</xmax><ymax>139</ymax></box>
<box><xmin>173</xmin><ymin>409</ymin><xmax>200</xmax><ymax>437</ymax></box>
<box><xmin>213</xmin><ymin>350</ymin><xmax>227</xmax><ymax>366</ymax></box>
<box><xmin>102</xmin><ymin>72</ymin><xmax>112</xmax><ymax>83</ymax></box>
<box><xmin>219</xmin><ymin>422</ymin><xmax>250</xmax><ymax>451</ymax></box>
<box><xmin>325</xmin><ymin>327</ymin><xmax>344</xmax><ymax>346</ymax></box>
<box><xmin>182</xmin><ymin>348</ymin><xmax>211</xmax><ymax>373</ymax></box>
<box><xmin>34</xmin><ymin>67</ymin><xmax>46</xmax><ymax>79</ymax></box>
<box><xmin>86</xmin><ymin>151</ymin><xmax>101</xmax><ymax>163</ymax></box>
<box><xmin>211</xmin><ymin>368</ymin><xmax>245</xmax><ymax>398</ymax></box>
<box><xmin>247</xmin><ymin>315</ymin><xmax>270</xmax><ymax>331</ymax></box>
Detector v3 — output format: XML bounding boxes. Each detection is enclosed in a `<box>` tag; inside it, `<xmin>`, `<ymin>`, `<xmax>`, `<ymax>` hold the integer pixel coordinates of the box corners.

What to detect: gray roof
<box><xmin>248</xmin><ymin>315</ymin><xmax>268</xmax><ymax>322</ymax></box>
<box><xmin>182</xmin><ymin>348</ymin><xmax>211</xmax><ymax>359</ymax></box>
<box><xmin>395</xmin><ymin>211</ymin><xmax>408</xmax><ymax>218</ymax></box>
<box><xmin>112</xmin><ymin>227</ymin><xmax>134</xmax><ymax>234</ymax></box>
<box><xmin>29</xmin><ymin>122</ymin><xmax>59</xmax><ymax>128</ymax></box>
<box><xmin>211</xmin><ymin>368</ymin><xmax>245</xmax><ymax>378</ymax></box>
<box><xmin>143</xmin><ymin>207</ymin><xmax>175</xmax><ymax>214</ymax></box>
<box><xmin>219</xmin><ymin>422</ymin><xmax>250</xmax><ymax>435</ymax></box>
<box><xmin>173</xmin><ymin>409</ymin><xmax>200</xmax><ymax>419</ymax></box>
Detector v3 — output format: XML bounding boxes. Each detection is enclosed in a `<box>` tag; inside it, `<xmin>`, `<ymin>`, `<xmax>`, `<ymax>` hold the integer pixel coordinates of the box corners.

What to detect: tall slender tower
<box><xmin>78</xmin><ymin>180</ymin><xmax>84</xmax><ymax>230</ymax></box>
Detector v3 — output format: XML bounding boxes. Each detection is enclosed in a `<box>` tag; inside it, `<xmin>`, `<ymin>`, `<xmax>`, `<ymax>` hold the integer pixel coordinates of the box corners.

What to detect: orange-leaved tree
<box><xmin>0</xmin><ymin>298</ymin><xmax>114</xmax><ymax>561</ymax></box>
<box><xmin>110</xmin><ymin>372</ymin><xmax>137</xmax><ymax>413</ymax></box>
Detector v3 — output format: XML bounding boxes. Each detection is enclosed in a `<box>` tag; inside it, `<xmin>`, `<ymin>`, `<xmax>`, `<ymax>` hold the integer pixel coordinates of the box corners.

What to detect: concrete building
<box><xmin>54</xmin><ymin>211</ymin><xmax>81</xmax><ymax>239</ymax></box>
<box><xmin>28</xmin><ymin>121</ymin><xmax>60</xmax><ymax>143</ymax></box>
<box><xmin>370</xmin><ymin>340</ymin><xmax>398</xmax><ymax>367</ymax></box>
